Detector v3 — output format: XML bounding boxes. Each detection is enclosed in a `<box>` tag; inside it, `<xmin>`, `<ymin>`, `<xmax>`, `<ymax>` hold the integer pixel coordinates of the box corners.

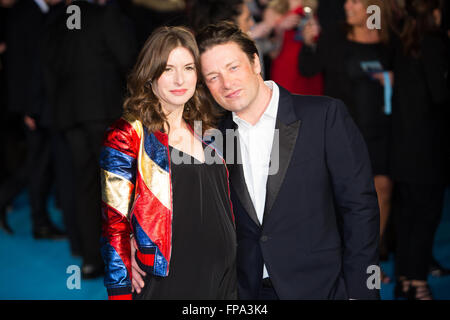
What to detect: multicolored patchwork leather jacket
<box><xmin>99</xmin><ymin>114</ymin><xmax>232</xmax><ymax>300</ymax></box>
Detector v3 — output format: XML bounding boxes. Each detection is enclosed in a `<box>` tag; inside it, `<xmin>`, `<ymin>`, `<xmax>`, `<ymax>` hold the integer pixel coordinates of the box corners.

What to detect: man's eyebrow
<box><xmin>225</xmin><ymin>60</ymin><xmax>239</xmax><ymax>68</ymax></box>
<box><xmin>204</xmin><ymin>60</ymin><xmax>238</xmax><ymax>77</ymax></box>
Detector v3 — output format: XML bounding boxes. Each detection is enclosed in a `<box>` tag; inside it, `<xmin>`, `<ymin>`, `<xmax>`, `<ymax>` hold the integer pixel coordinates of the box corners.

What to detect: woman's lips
<box><xmin>170</xmin><ymin>89</ymin><xmax>188</xmax><ymax>95</ymax></box>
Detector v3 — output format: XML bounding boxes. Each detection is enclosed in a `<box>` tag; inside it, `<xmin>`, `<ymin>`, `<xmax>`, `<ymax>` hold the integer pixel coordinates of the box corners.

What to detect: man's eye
<box><xmin>230</xmin><ymin>65</ymin><xmax>239</xmax><ymax>71</ymax></box>
<box><xmin>208</xmin><ymin>76</ymin><xmax>217</xmax><ymax>82</ymax></box>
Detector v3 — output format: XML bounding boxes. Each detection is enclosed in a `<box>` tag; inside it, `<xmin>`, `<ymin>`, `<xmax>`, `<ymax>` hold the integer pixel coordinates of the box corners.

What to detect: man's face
<box><xmin>200</xmin><ymin>42</ymin><xmax>261</xmax><ymax>115</ymax></box>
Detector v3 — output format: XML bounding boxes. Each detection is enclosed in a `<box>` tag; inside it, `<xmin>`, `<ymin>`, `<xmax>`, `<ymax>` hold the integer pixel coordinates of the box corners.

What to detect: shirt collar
<box><xmin>232</xmin><ymin>81</ymin><xmax>279</xmax><ymax>127</ymax></box>
<box><xmin>34</xmin><ymin>0</ymin><xmax>49</xmax><ymax>13</ymax></box>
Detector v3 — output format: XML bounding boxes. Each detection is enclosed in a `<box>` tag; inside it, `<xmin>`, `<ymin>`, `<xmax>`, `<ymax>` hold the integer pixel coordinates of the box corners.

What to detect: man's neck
<box><xmin>236</xmin><ymin>80</ymin><xmax>273</xmax><ymax>126</ymax></box>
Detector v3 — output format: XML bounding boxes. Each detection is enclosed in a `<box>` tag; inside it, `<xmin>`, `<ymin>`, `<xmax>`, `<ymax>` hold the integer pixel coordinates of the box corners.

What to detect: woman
<box><xmin>391</xmin><ymin>0</ymin><xmax>448</xmax><ymax>300</ymax></box>
<box><xmin>268</xmin><ymin>0</ymin><xmax>324</xmax><ymax>95</ymax></box>
<box><xmin>100</xmin><ymin>26</ymin><xmax>237</xmax><ymax>300</ymax></box>
<box><xmin>298</xmin><ymin>0</ymin><xmax>395</xmax><ymax>282</ymax></box>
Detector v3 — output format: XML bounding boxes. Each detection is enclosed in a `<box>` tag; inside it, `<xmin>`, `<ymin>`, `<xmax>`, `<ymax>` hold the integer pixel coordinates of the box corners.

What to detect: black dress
<box><xmin>133</xmin><ymin>145</ymin><xmax>237</xmax><ymax>300</ymax></box>
<box><xmin>299</xmin><ymin>26</ymin><xmax>395</xmax><ymax>175</ymax></box>
<box><xmin>391</xmin><ymin>33</ymin><xmax>449</xmax><ymax>281</ymax></box>
<box><xmin>390</xmin><ymin>33</ymin><xmax>449</xmax><ymax>184</ymax></box>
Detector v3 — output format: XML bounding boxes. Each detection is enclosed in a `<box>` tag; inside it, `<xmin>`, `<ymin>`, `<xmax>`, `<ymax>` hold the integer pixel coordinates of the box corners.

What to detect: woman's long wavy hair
<box><xmin>123</xmin><ymin>26</ymin><xmax>220</xmax><ymax>135</ymax></box>
<box><xmin>400</xmin><ymin>0</ymin><xmax>443</xmax><ymax>57</ymax></box>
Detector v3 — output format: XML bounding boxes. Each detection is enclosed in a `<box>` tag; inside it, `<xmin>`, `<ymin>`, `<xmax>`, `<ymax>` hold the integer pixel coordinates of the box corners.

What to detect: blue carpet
<box><xmin>0</xmin><ymin>192</ymin><xmax>107</xmax><ymax>300</ymax></box>
<box><xmin>380</xmin><ymin>187</ymin><xmax>450</xmax><ymax>300</ymax></box>
<box><xmin>1</xmin><ymin>188</ymin><xmax>449</xmax><ymax>300</ymax></box>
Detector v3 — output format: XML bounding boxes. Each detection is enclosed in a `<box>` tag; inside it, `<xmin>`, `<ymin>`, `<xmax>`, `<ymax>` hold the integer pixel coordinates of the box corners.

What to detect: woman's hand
<box><xmin>276</xmin><ymin>13</ymin><xmax>301</xmax><ymax>33</ymax></box>
<box><xmin>371</xmin><ymin>71</ymin><xmax>394</xmax><ymax>87</ymax></box>
<box><xmin>302</xmin><ymin>17</ymin><xmax>320</xmax><ymax>46</ymax></box>
<box><xmin>131</xmin><ymin>237</ymin><xmax>146</xmax><ymax>294</ymax></box>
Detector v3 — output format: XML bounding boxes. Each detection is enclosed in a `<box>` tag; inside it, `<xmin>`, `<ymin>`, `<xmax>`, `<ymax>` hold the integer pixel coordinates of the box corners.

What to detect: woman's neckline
<box><xmin>169</xmin><ymin>145</ymin><xmax>206</xmax><ymax>165</ymax></box>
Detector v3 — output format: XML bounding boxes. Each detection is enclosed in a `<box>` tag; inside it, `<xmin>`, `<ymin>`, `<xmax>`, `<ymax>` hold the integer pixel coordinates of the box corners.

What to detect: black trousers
<box><xmin>65</xmin><ymin>122</ymin><xmax>109</xmax><ymax>267</ymax></box>
<box><xmin>52</xmin><ymin>131</ymin><xmax>81</xmax><ymax>255</ymax></box>
<box><xmin>394</xmin><ymin>182</ymin><xmax>446</xmax><ymax>280</ymax></box>
<box><xmin>0</xmin><ymin>126</ymin><xmax>53</xmax><ymax>229</ymax></box>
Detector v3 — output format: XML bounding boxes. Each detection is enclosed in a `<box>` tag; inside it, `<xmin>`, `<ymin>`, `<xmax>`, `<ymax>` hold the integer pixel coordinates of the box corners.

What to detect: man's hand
<box><xmin>130</xmin><ymin>237</ymin><xmax>146</xmax><ymax>294</ymax></box>
<box><xmin>24</xmin><ymin>115</ymin><xmax>37</xmax><ymax>131</ymax></box>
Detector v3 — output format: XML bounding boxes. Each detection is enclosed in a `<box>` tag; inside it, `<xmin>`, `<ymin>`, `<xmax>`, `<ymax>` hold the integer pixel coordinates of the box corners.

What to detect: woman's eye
<box><xmin>186</xmin><ymin>66</ymin><xmax>195</xmax><ymax>71</ymax></box>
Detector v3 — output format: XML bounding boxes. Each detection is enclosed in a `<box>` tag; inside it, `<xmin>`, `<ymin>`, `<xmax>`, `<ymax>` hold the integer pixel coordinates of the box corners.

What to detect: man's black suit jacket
<box><xmin>221</xmin><ymin>86</ymin><xmax>380</xmax><ymax>300</ymax></box>
<box><xmin>5</xmin><ymin>0</ymin><xmax>51</xmax><ymax>118</ymax></box>
<box><xmin>41</xmin><ymin>1</ymin><xmax>137</xmax><ymax>130</ymax></box>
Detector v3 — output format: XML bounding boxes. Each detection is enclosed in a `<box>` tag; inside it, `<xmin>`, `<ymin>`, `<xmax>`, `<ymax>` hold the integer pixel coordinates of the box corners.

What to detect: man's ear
<box><xmin>252</xmin><ymin>53</ymin><xmax>261</xmax><ymax>75</ymax></box>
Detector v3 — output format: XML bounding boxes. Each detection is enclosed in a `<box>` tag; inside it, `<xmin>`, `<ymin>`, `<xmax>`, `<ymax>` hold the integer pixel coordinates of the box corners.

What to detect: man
<box><xmin>41</xmin><ymin>0</ymin><xmax>137</xmax><ymax>278</ymax></box>
<box><xmin>132</xmin><ymin>21</ymin><xmax>380</xmax><ymax>300</ymax></box>
<box><xmin>1</xmin><ymin>0</ymin><xmax>65</xmax><ymax>238</ymax></box>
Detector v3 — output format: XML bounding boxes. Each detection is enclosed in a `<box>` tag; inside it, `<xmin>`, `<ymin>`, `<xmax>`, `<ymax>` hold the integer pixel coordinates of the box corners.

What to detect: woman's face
<box><xmin>236</xmin><ymin>3</ymin><xmax>255</xmax><ymax>34</ymax></box>
<box><xmin>152</xmin><ymin>46</ymin><xmax>197</xmax><ymax>113</ymax></box>
<box><xmin>344</xmin><ymin>0</ymin><xmax>367</xmax><ymax>27</ymax></box>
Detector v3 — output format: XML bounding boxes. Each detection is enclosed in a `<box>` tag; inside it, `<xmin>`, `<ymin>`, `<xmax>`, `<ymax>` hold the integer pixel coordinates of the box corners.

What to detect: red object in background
<box><xmin>271</xmin><ymin>29</ymin><xmax>323</xmax><ymax>96</ymax></box>
<box><xmin>293</xmin><ymin>6</ymin><xmax>305</xmax><ymax>16</ymax></box>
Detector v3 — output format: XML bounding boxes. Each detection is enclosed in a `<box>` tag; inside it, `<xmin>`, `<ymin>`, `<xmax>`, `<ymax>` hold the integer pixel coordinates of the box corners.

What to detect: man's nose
<box><xmin>222</xmin><ymin>73</ymin><xmax>233</xmax><ymax>89</ymax></box>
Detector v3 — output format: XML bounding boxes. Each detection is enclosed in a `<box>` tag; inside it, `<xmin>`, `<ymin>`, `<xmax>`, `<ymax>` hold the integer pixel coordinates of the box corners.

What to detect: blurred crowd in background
<box><xmin>0</xmin><ymin>0</ymin><xmax>449</xmax><ymax>297</ymax></box>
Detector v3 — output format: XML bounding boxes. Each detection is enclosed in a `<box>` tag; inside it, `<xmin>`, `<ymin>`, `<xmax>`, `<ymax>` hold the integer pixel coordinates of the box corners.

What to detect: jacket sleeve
<box><xmin>297</xmin><ymin>28</ymin><xmax>332</xmax><ymax>77</ymax></box>
<box><xmin>99</xmin><ymin>118</ymin><xmax>140</xmax><ymax>300</ymax></box>
<box><xmin>324</xmin><ymin>99</ymin><xmax>380</xmax><ymax>300</ymax></box>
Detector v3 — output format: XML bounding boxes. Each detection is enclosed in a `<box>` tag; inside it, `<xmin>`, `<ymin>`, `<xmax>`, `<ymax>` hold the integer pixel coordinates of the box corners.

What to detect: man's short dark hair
<box><xmin>196</xmin><ymin>21</ymin><xmax>259</xmax><ymax>65</ymax></box>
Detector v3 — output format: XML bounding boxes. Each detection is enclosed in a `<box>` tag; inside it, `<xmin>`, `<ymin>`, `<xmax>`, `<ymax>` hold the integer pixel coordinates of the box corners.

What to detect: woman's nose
<box><xmin>174</xmin><ymin>70</ymin><xmax>184</xmax><ymax>85</ymax></box>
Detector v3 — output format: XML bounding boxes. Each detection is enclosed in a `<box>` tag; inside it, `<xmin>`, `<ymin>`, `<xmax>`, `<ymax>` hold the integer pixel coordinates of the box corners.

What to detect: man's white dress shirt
<box><xmin>232</xmin><ymin>81</ymin><xmax>279</xmax><ymax>279</ymax></box>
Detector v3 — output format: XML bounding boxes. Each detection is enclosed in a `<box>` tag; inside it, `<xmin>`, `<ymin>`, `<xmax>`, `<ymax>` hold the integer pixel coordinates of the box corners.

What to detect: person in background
<box><xmin>0</xmin><ymin>0</ymin><xmax>19</xmax><ymax>233</ymax></box>
<box><xmin>100</xmin><ymin>26</ymin><xmax>237</xmax><ymax>300</ymax></box>
<box><xmin>41</xmin><ymin>0</ymin><xmax>137</xmax><ymax>279</ymax></box>
<box><xmin>391</xmin><ymin>0</ymin><xmax>449</xmax><ymax>300</ymax></box>
<box><xmin>1</xmin><ymin>0</ymin><xmax>66</xmax><ymax>239</ymax></box>
<box><xmin>267</xmin><ymin>0</ymin><xmax>323</xmax><ymax>95</ymax></box>
<box><xmin>316</xmin><ymin>0</ymin><xmax>346</xmax><ymax>31</ymax></box>
<box><xmin>299</xmin><ymin>0</ymin><xmax>395</xmax><ymax>283</ymax></box>
<box><xmin>127</xmin><ymin>0</ymin><xmax>187</xmax><ymax>49</ymax></box>
<box><xmin>189</xmin><ymin>0</ymin><xmax>254</xmax><ymax>35</ymax></box>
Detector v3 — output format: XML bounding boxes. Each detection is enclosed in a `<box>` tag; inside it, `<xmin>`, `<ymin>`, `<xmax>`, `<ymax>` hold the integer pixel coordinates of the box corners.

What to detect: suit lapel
<box><xmin>263</xmin><ymin>87</ymin><xmax>301</xmax><ymax>225</ymax></box>
<box><xmin>221</xmin><ymin>86</ymin><xmax>301</xmax><ymax>228</ymax></box>
<box><xmin>226</xmin><ymin>127</ymin><xmax>261</xmax><ymax>227</ymax></box>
